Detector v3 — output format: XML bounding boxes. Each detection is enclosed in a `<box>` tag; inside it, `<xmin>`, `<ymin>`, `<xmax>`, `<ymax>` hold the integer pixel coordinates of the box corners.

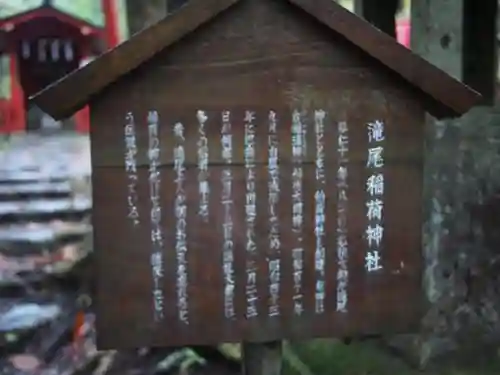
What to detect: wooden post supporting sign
<box><xmin>243</xmin><ymin>342</ymin><xmax>282</xmax><ymax>375</ymax></box>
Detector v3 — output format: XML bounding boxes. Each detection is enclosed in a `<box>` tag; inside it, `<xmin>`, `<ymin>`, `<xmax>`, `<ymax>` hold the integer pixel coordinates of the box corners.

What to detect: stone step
<box><xmin>0</xmin><ymin>197</ymin><xmax>91</xmax><ymax>219</ymax></box>
<box><xmin>0</xmin><ymin>181</ymin><xmax>73</xmax><ymax>201</ymax></box>
<box><xmin>0</xmin><ymin>171</ymin><xmax>72</xmax><ymax>185</ymax></box>
<box><xmin>0</xmin><ymin>221</ymin><xmax>91</xmax><ymax>245</ymax></box>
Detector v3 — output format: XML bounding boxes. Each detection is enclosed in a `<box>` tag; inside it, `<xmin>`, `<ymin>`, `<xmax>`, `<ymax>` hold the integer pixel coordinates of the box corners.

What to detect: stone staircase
<box><xmin>0</xmin><ymin>134</ymin><xmax>94</xmax><ymax>374</ymax></box>
<box><xmin>0</xmin><ymin>133</ymin><xmax>92</xmax><ymax>288</ymax></box>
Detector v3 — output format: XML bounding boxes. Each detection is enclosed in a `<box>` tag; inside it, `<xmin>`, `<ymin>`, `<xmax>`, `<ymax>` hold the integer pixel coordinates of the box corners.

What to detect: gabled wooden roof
<box><xmin>31</xmin><ymin>0</ymin><xmax>481</xmax><ymax>120</ymax></box>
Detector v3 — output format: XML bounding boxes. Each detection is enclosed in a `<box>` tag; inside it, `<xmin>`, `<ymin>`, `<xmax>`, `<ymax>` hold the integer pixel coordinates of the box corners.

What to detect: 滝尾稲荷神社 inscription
<box><xmin>365</xmin><ymin>120</ymin><xmax>385</xmax><ymax>273</ymax></box>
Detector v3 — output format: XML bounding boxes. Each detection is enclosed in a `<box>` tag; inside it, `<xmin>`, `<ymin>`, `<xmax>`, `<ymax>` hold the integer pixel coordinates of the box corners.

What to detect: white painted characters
<box><xmin>367</xmin><ymin>146</ymin><xmax>384</xmax><ymax>168</ymax></box>
<box><xmin>197</xmin><ymin>110</ymin><xmax>210</xmax><ymax>221</ymax></box>
<box><xmin>244</xmin><ymin>110</ymin><xmax>258</xmax><ymax>319</ymax></box>
<box><xmin>365</xmin><ymin>120</ymin><xmax>385</xmax><ymax>273</ymax></box>
<box><xmin>268</xmin><ymin>110</ymin><xmax>281</xmax><ymax>317</ymax></box>
<box><xmin>338</xmin><ymin>121</ymin><xmax>349</xmax><ymax>161</ymax></box>
<box><xmin>366</xmin><ymin>198</ymin><xmax>383</xmax><ymax>221</ymax></box>
<box><xmin>368</xmin><ymin>120</ymin><xmax>385</xmax><ymax>143</ymax></box>
<box><xmin>314</xmin><ymin>110</ymin><xmax>326</xmax><ymax>314</ymax></box>
<box><xmin>173</xmin><ymin>121</ymin><xmax>189</xmax><ymax>324</ymax></box>
<box><xmin>124</xmin><ymin>112</ymin><xmax>139</xmax><ymax>225</ymax></box>
<box><xmin>221</xmin><ymin>111</ymin><xmax>235</xmax><ymax>320</ymax></box>
<box><xmin>147</xmin><ymin>111</ymin><xmax>165</xmax><ymax>321</ymax></box>
<box><xmin>366</xmin><ymin>224</ymin><xmax>384</xmax><ymax>247</ymax></box>
<box><xmin>336</xmin><ymin>120</ymin><xmax>349</xmax><ymax>313</ymax></box>
<box><xmin>291</xmin><ymin>110</ymin><xmax>305</xmax><ymax>316</ymax></box>
<box><xmin>367</xmin><ymin>174</ymin><xmax>384</xmax><ymax>196</ymax></box>
<box><xmin>365</xmin><ymin>250</ymin><xmax>382</xmax><ymax>272</ymax></box>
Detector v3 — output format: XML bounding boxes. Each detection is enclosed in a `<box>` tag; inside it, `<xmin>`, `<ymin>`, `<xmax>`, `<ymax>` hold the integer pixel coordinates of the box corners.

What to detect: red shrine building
<box><xmin>0</xmin><ymin>0</ymin><xmax>124</xmax><ymax>133</ymax></box>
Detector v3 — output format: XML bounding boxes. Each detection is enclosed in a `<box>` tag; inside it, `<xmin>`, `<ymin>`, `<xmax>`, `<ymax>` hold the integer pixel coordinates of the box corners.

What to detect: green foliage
<box><xmin>288</xmin><ymin>339</ymin><xmax>500</xmax><ymax>375</ymax></box>
<box><xmin>53</xmin><ymin>0</ymin><xmax>104</xmax><ymax>26</ymax></box>
<box><xmin>289</xmin><ymin>339</ymin><xmax>415</xmax><ymax>375</ymax></box>
<box><xmin>156</xmin><ymin>348</ymin><xmax>206</xmax><ymax>375</ymax></box>
<box><xmin>0</xmin><ymin>0</ymin><xmax>43</xmax><ymax>18</ymax></box>
<box><xmin>217</xmin><ymin>340</ymin><xmax>500</xmax><ymax>375</ymax></box>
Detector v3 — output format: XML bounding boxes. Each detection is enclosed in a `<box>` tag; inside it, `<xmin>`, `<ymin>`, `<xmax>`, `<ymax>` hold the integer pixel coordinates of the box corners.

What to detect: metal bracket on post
<box><xmin>243</xmin><ymin>341</ymin><xmax>283</xmax><ymax>375</ymax></box>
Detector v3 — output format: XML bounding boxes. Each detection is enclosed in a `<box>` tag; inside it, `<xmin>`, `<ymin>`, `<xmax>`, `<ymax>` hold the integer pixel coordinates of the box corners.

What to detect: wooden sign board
<box><xmin>94</xmin><ymin>101</ymin><xmax>423</xmax><ymax>348</ymax></box>
<box><xmin>91</xmin><ymin>1</ymin><xmax>426</xmax><ymax>350</ymax></box>
<box><xmin>92</xmin><ymin>94</ymin><xmax>424</xmax><ymax>349</ymax></box>
<box><xmin>29</xmin><ymin>0</ymin><xmax>480</xmax><ymax>351</ymax></box>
